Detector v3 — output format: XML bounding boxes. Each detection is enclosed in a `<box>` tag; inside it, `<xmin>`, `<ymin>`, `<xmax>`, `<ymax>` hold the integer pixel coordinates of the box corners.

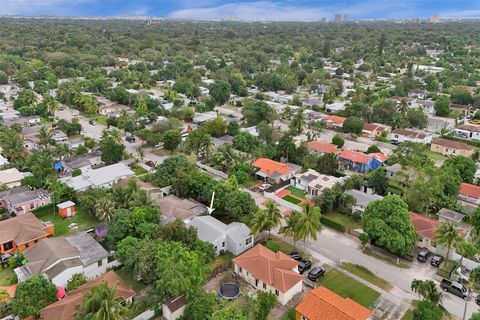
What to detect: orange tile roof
<box><xmin>324</xmin><ymin>115</ymin><xmax>346</xmax><ymax>125</ymax></box>
<box><xmin>338</xmin><ymin>150</ymin><xmax>372</xmax><ymax>164</ymax></box>
<box><xmin>370</xmin><ymin>152</ymin><xmax>389</xmax><ymax>163</ymax></box>
<box><xmin>252</xmin><ymin>158</ymin><xmax>293</xmax><ymax>176</ymax></box>
<box><xmin>296</xmin><ymin>286</ymin><xmax>373</xmax><ymax>320</ymax></box>
<box><xmin>233</xmin><ymin>244</ymin><xmax>303</xmax><ymax>293</ymax></box>
<box><xmin>460</xmin><ymin>183</ymin><xmax>480</xmax><ymax>199</ymax></box>
<box><xmin>410</xmin><ymin>212</ymin><xmax>440</xmax><ymax>239</ymax></box>
<box><xmin>307</xmin><ymin>141</ymin><xmax>339</xmax><ymax>154</ymax></box>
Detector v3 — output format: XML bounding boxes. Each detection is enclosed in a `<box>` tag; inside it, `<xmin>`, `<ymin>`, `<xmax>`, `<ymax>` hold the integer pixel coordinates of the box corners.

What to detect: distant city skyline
<box><xmin>1</xmin><ymin>0</ymin><xmax>480</xmax><ymax>21</ymax></box>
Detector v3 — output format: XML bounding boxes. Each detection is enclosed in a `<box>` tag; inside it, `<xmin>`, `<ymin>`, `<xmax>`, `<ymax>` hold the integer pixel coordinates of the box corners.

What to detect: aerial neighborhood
<box><xmin>1</xmin><ymin>7</ymin><xmax>480</xmax><ymax>320</ymax></box>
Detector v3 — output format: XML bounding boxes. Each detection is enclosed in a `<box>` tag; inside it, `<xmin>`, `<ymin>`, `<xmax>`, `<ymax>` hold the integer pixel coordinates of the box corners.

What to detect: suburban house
<box><xmin>59</xmin><ymin>163</ymin><xmax>135</xmax><ymax>192</ymax></box>
<box><xmin>0</xmin><ymin>213</ymin><xmax>54</xmax><ymax>255</ymax></box>
<box><xmin>430</xmin><ymin>138</ymin><xmax>474</xmax><ymax>157</ymax></box>
<box><xmin>51</xmin><ymin>130</ymin><xmax>68</xmax><ymax>143</ymax></box>
<box><xmin>455</xmin><ymin>124</ymin><xmax>480</xmax><ymax>141</ymax></box>
<box><xmin>449</xmin><ymin>103</ymin><xmax>474</xmax><ymax>117</ymax></box>
<box><xmin>0</xmin><ymin>168</ymin><xmax>24</xmax><ymax>188</ymax></box>
<box><xmin>162</xmin><ymin>295</ymin><xmax>187</xmax><ymax>320</ymax></box>
<box><xmin>325</xmin><ymin>102</ymin><xmax>347</xmax><ymax>113</ymax></box>
<box><xmin>61</xmin><ymin>151</ymin><xmax>102</xmax><ymax>174</ymax></box>
<box><xmin>295</xmin><ymin>286</ymin><xmax>374</xmax><ymax>320</ymax></box>
<box><xmin>292</xmin><ymin>169</ymin><xmax>343</xmax><ymax>197</ymax></box>
<box><xmin>0</xmin><ymin>186</ymin><xmax>51</xmax><ymax>215</ymax></box>
<box><xmin>426</xmin><ymin>116</ymin><xmax>455</xmax><ymax>133</ymax></box>
<box><xmin>154</xmin><ymin>194</ymin><xmax>207</xmax><ymax>224</ymax></box>
<box><xmin>252</xmin><ymin>158</ymin><xmax>301</xmax><ymax>185</ymax></box>
<box><xmin>306</xmin><ymin>141</ymin><xmax>340</xmax><ymax>155</ymax></box>
<box><xmin>15</xmin><ymin>232</ymin><xmax>118</xmax><ymax>287</ymax></box>
<box><xmin>193</xmin><ymin>111</ymin><xmax>217</xmax><ymax>124</ymax></box>
<box><xmin>39</xmin><ymin>271</ymin><xmax>135</xmax><ymax>320</ymax></box>
<box><xmin>233</xmin><ymin>244</ymin><xmax>303</xmax><ymax>305</ymax></box>
<box><xmin>322</xmin><ymin>115</ymin><xmax>346</xmax><ymax>130</ymax></box>
<box><xmin>362</xmin><ymin>123</ymin><xmax>391</xmax><ymax>138</ymax></box>
<box><xmin>410</xmin><ymin>212</ymin><xmax>440</xmax><ymax>251</ymax></box>
<box><xmin>437</xmin><ymin>208</ymin><xmax>466</xmax><ymax>230</ymax></box>
<box><xmin>187</xmin><ymin>216</ymin><xmax>253</xmax><ymax>255</ymax></box>
<box><xmin>57</xmin><ymin>201</ymin><xmax>76</xmax><ymax>218</ymax></box>
<box><xmin>337</xmin><ymin>150</ymin><xmax>383</xmax><ymax>173</ymax></box>
<box><xmin>344</xmin><ymin>189</ymin><xmax>383</xmax><ymax>212</ymax></box>
<box><xmin>415</xmin><ymin>99</ymin><xmax>435</xmax><ymax>115</ymax></box>
<box><xmin>389</xmin><ymin>129</ymin><xmax>433</xmax><ymax>144</ymax></box>
<box><xmin>384</xmin><ymin>163</ymin><xmax>417</xmax><ymax>183</ymax></box>
<box><xmin>459</xmin><ymin>183</ymin><xmax>480</xmax><ymax>205</ymax></box>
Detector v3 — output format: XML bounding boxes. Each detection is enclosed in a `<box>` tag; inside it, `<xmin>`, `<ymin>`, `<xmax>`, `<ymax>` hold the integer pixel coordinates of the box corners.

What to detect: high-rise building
<box><xmin>343</xmin><ymin>14</ymin><xmax>349</xmax><ymax>22</ymax></box>
<box><xmin>335</xmin><ymin>14</ymin><xmax>342</xmax><ymax>22</ymax></box>
<box><xmin>430</xmin><ymin>15</ymin><xmax>439</xmax><ymax>23</ymax></box>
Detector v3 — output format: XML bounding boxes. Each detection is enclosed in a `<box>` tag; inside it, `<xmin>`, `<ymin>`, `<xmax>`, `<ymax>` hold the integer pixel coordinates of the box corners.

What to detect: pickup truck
<box><xmin>440</xmin><ymin>279</ymin><xmax>468</xmax><ymax>299</ymax></box>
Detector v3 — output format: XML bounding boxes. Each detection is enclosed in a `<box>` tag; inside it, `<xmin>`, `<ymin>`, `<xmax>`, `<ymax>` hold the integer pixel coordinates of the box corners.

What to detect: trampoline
<box><xmin>218</xmin><ymin>282</ymin><xmax>241</xmax><ymax>300</ymax></box>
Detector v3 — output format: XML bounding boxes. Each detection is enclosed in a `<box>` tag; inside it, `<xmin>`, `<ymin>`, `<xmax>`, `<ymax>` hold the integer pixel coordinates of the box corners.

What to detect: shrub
<box><xmin>266</xmin><ymin>240</ymin><xmax>281</xmax><ymax>252</ymax></box>
<box><xmin>66</xmin><ymin>273</ymin><xmax>87</xmax><ymax>291</ymax></box>
<box><xmin>367</xmin><ymin>145</ymin><xmax>381</xmax><ymax>153</ymax></box>
<box><xmin>332</xmin><ymin>135</ymin><xmax>345</xmax><ymax>148</ymax></box>
<box><xmin>320</xmin><ymin>216</ymin><xmax>346</xmax><ymax>232</ymax></box>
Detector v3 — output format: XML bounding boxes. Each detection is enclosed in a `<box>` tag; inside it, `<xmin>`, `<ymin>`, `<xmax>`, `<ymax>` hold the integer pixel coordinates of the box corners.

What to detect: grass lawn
<box><xmin>401</xmin><ymin>309</ymin><xmax>414</xmax><ymax>320</ymax></box>
<box><xmin>0</xmin><ymin>266</ymin><xmax>17</xmax><ymax>286</ymax></box>
<box><xmin>115</xmin><ymin>268</ymin><xmax>148</xmax><ymax>292</ymax></box>
<box><xmin>84</xmin><ymin>114</ymin><xmax>108</xmax><ymax>126</ymax></box>
<box><xmin>341</xmin><ymin>262</ymin><xmax>392</xmax><ymax>291</ymax></box>
<box><xmin>241</xmin><ymin>175</ymin><xmax>258</xmax><ymax>188</ymax></box>
<box><xmin>317</xmin><ymin>269</ymin><xmax>380</xmax><ymax>308</ymax></box>
<box><xmin>363</xmin><ymin>248</ymin><xmax>410</xmax><ymax>269</ymax></box>
<box><xmin>325</xmin><ymin>212</ymin><xmax>360</xmax><ymax>230</ymax></box>
<box><xmin>285</xmin><ymin>186</ymin><xmax>306</xmax><ymax>199</ymax></box>
<box><xmin>132</xmin><ymin>166</ymin><xmax>148</xmax><ymax>176</ymax></box>
<box><xmin>426</xmin><ymin>150</ymin><xmax>447</xmax><ymax>162</ymax></box>
<box><xmin>34</xmin><ymin>205</ymin><xmax>99</xmax><ymax>236</ymax></box>
<box><xmin>282</xmin><ymin>195</ymin><xmax>302</xmax><ymax>205</ymax></box>
<box><xmin>212</xmin><ymin>252</ymin><xmax>235</xmax><ymax>269</ymax></box>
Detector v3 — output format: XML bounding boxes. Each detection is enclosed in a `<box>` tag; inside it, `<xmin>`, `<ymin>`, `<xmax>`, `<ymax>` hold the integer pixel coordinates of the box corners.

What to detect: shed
<box><xmin>162</xmin><ymin>295</ymin><xmax>186</xmax><ymax>320</ymax></box>
<box><xmin>57</xmin><ymin>200</ymin><xmax>76</xmax><ymax>218</ymax></box>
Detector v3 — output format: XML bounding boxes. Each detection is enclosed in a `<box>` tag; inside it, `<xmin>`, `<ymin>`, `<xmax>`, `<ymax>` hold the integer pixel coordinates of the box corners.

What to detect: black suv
<box><xmin>126</xmin><ymin>135</ymin><xmax>136</xmax><ymax>143</ymax></box>
<box><xmin>417</xmin><ymin>249</ymin><xmax>431</xmax><ymax>263</ymax></box>
<box><xmin>298</xmin><ymin>259</ymin><xmax>312</xmax><ymax>274</ymax></box>
<box><xmin>430</xmin><ymin>255</ymin><xmax>444</xmax><ymax>267</ymax></box>
<box><xmin>288</xmin><ymin>251</ymin><xmax>302</xmax><ymax>262</ymax></box>
<box><xmin>307</xmin><ymin>267</ymin><xmax>326</xmax><ymax>281</ymax></box>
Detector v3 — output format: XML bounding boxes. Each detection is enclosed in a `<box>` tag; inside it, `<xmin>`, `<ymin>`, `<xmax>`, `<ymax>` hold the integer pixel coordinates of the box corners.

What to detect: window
<box><xmin>255</xmin><ymin>279</ymin><xmax>259</xmax><ymax>287</ymax></box>
<box><xmin>222</xmin><ymin>242</ymin><xmax>225</xmax><ymax>247</ymax></box>
<box><xmin>263</xmin><ymin>283</ymin><xmax>267</xmax><ymax>290</ymax></box>
<box><xmin>275</xmin><ymin>289</ymin><xmax>279</xmax><ymax>296</ymax></box>
<box><xmin>246</xmin><ymin>237</ymin><xmax>252</xmax><ymax>246</ymax></box>
<box><xmin>2</xmin><ymin>241</ymin><xmax>13</xmax><ymax>251</ymax></box>
<box><xmin>239</xmin><ymin>266</ymin><xmax>243</xmax><ymax>273</ymax></box>
<box><xmin>30</xmin><ymin>203</ymin><xmax>35</xmax><ymax>209</ymax></box>
<box><xmin>97</xmin><ymin>260</ymin><xmax>103</xmax><ymax>267</ymax></box>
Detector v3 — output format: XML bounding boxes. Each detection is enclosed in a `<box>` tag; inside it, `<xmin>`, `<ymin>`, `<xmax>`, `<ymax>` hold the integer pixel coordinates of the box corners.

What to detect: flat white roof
<box><xmin>57</xmin><ymin>200</ymin><xmax>75</xmax><ymax>209</ymax></box>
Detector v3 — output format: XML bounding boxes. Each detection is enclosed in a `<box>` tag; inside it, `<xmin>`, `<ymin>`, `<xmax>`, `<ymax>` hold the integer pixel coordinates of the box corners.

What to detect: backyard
<box><xmin>33</xmin><ymin>204</ymin><xmax>99</xmax><ymax>236</ymax></box>
<box><xmin>282</xmin><ymin>195</ymin><xmax>302</xmax><ymax>205</ymax></box>
<box><xmin>323</xmin><ymin>212</ymin><xmax>360</xmax><ymax>230</ymax></box>
<box><xmin>0</xmin><ymin>266</ymin><xmax>17</xmax><ymax>286</ymax></box>
<box><xmin>317</xmin><ymin>269</ymin><xmax>380</xmax><ymax>308</ymax></box>
<box><xmin>285</xmin><ymin>185</ymin><xmax>306</xmax><ymax>199</ymax></box>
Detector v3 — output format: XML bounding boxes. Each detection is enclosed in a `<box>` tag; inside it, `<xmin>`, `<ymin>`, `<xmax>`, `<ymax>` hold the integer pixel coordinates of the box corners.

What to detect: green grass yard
<box><xmin>285</xmin><ymin>185</ymin><xmax>306</xmax><ymax>199</ymax></box>
<box><xmin>0</xmin><ymin>266</ymin><xmax>17</xmax><ymax>286</ymax></box>
<box><xmin>34</xmin><ymin>205</ymin><xmax>99</xmax><ymax>236</ymax></box>
<box><xmin>317</xmin><ymin>269</ymin><xmax>380</xmax><ymax>308</ymax></box>
<box><xmin>282</xmin><ymin>195</ymin><xmax>302</xmax><ymax>205</ymax></box>
<box><xmin>115</xmin><ymin>267</ymin><xmax>149</xmax><ymax>292</ymax></box>
<box><xmin>401</xmin><ymin>309</ymin><xmax>414</xmax><ymax>320</ymax></box>
<box><xmin>341</xmin><ymin>262</ymin><xmax>392</xmax><ymax>291</ymax></box>
<box><xmin>324</xmin><ymin>212</ymin><xmax>360</xmax><ymax>230</ymax></box>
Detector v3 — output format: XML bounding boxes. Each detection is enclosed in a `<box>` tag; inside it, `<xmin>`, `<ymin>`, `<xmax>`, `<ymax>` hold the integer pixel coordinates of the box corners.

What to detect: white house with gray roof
<box><xmin>344</xmin><ymin>189</ymin><xmax>383</xmax><ymax>212</ymax></box>
<box><xmin>187</xmin><ymin>216</ymin><xmax>253</xmax><ymax>256</ymax></box>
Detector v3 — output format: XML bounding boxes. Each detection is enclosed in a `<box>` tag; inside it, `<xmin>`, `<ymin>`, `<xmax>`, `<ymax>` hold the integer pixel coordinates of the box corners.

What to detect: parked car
<box><xmin>298</xmin><ymin>259</ymin><xmax>312</xmax><ymax>274</ymax></box>
<box><xmin>126</xmin><ymin>135</ymin><xmax>136</xmax><ymax>143</ymax></box>
<box><xmin>307</xmin><ymin>267</ymin><xmax>326</xmax><ymax>281</ymax></box>
<box><xmin>430</xmin><ymin>255</ymin><xmax>444</xmax><ymax>267</ymax></box>
<box><xmin>145</xmin><ymin>160</ymin><xmax>156</xmax><ymax>168</ymax></box>
<box><xmin>288</xmin><ymin>251</ymin><xmax>302</xmax><ymax>262</ymax></box>
<box><xmin>258</xmin><ymin>183</ymin><xmax>272</xmax><ymax>192</ymax></box>
<box><xmin>440</xmin><ymin>279</ymin><xmax>468</xmax><ymax>299</ymax></box>
<box><xmin>476</xmin><ymin>295</ymin><xmax>480</xmax><ymax>306</ymax></box>
<box><xmin>0</xmin><ymin>254</ymin><xmax>12</xmax><ymax>264</ymax></box>
<box><xmin>417</xmin><ymin>249</ymin><xmax>431</xmax><ymax>263</ymax></box>
<box><xmin>89</xmin><ymin>120</ymin><xmax>96</xmax><ymax>125</ymax></box>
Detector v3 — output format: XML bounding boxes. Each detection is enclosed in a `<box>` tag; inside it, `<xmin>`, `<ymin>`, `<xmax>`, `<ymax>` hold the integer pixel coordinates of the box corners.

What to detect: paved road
<box><xmin>55</xmin><ymin>107</ymin><xmax>167</xmax><ymax>164</ymax></box>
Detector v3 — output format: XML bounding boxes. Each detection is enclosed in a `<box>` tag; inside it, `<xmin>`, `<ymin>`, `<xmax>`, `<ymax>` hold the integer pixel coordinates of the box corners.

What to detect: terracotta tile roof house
<box><xmin>431</xmin><ymin>138</ymin><xmax>474</xmax><ymax>157</ymax></box>
<box><xmin>233</xmin><ymin>244</ymin><xmax>303</xmax><ymax>305</ymax></box>
<box><xmin>307</xmin><ymin>141</ymin><xmax>340</xmax><ymax>154</ymax></box>
<box><xmin>252</xmin><ymin>158</ymin><xmax>301</xmax><ymax>184</ymax></box>
<box><xmin>0</xmin><ymin>213</ymin><xmax>54</xmax><ymax>255</ymax></box>
<box><xmin>323</xmin><ymin>115</ymin><xmax>346</xmax><ymax>129</ymax></box>
<box><xmin>459</xmin><ymin>183</ymin><xmax>480</xmax><ymax>204</ymax></box>
<box><xmin>40</xmin><ymin>271</ymin><xmax>135</xmax><ymax>320</ymax></box>
<box><xmin>370</xmin><ymin>152</ymin><xmax>389</xmax><ymax>163</ymax></box>
<box><xmin>362</xmin><ymin>123</ymin><xmax>391</xmax><ymax>138</ymax></box>
<box><xmin>296</xmin><ymin>286</ymin><xmax>374</xmax><ymax>320</ymax></box>
<box><xmin>338</xmin><ymin>150</ymin><xmax>384</xmax><ymax>173</ymax></box>
<box><xmin>410</xmin><ymin>212</ymin><xmax>440</xmax><ymax>251</ymax></box>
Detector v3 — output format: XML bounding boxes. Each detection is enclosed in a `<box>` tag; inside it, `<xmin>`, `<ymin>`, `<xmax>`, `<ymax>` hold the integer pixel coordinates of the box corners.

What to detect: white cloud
<box><xmin>0</xmin><ymin>0</ymin><xmax>95</xmax><ymax>16</ymax></box>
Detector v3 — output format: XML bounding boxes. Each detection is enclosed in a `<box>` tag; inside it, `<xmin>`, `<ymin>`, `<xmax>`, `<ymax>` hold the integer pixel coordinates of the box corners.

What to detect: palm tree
<box><xmin>213</xmin><ymin>144</ymin><xmax>237</xmax><ymax>173</ymax></box>
<box><xmin>289</xmin><ymin>108</ymin><xmax>306</xmax><ymax>135</ymax></box>
<box><xmin>411</xmin><ymin>279</ymin><xmax>423</xmax><ymax>299</ymax></box>
<box><xmin>74</xmin><ymin>282</ymin><xmax>127</xmax><ymax>320</ymax></box>
<box><xmin>250</xmin><ymin>209</ymin><xmax>270</xmax><ymax>239</ymax></box>
<box><xmin>264</xmin><ymin>200</ymin><xmax>282</xmax><ymax>238</ymax></box>
<box><xmin>54</xmin><ymin>143</ymin><xmax>71</xmax><ymax>160</ymax></box>
<box><xmin>37</xmin><ymin>126</ymin><xmax>53</xmax><ymax>148</ymax></box>
<box><xmin>433</xmin><ymin>222</ymin><xmax>464</xmax><ymax>261</ymax></box>
<box><xmin>102</xmin><ymin>128</ymin><xmax>122</xmax><ymax>144</ymax></box>
<box><xmin>280</xmin><ymin>211</ymin><xmax>301</xmax><ymax>249</ymax></box>
<box><xmin>419</xmin><ymin>280</ymin><xmax>442</xmax><ymax>304</ymax></box>
<box><xmin>43</xmin><ymin>94</ymin><xmax>59</xmax><ymax>115</ymax></box>
<box><xmin>94</xmin><ymin>197</ymin><xmax>116</xmax><ymax>222</ymax></box>
<box><xmin>296</xmin><ymin>203</ymin><xmax>322</xmax><ymax>248</ymax></box>
<box><xmin>83</xmin><ymin>96</ymin><xmax>99</xmax><ymax>114</ymax></box>
<box><xmin>397</xmin><ymin>99</ymin><xmax>410</xmax><ymax>116</ymax></box>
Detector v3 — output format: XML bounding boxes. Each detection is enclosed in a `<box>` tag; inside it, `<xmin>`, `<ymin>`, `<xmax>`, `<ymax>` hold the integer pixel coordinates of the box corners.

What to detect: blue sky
<box><xmin>1</xmin><ymin>0</ymin><xmax>480</xmax><ymax>20</ymax></box>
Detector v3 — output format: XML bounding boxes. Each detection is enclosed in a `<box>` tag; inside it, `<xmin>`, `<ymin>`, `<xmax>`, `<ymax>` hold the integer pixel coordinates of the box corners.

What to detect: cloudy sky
<box><xmin>1</xmin><ymin>0</ymin><xmax>480</xmax><ymax>20</ymax></box>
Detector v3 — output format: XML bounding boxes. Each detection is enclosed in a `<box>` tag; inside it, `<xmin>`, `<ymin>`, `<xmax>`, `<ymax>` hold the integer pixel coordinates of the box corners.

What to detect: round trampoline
<box><xmin>218</xmin><ymin>282</ymin><xmax>241</xmax><ymax>300</ymax></box>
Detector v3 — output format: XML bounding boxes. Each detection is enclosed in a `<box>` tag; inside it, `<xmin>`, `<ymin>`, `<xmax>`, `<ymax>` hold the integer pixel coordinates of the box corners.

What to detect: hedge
<box><xmin>321</xmin><ymin>215</ymin><xmax>346</xmax><ymax>232</ymax></box>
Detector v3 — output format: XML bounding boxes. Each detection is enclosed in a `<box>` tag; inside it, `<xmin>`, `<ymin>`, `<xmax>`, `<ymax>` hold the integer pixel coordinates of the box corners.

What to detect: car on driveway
<box><xmin>126</xmin><ymin>135</ymin><xmax>136</xmax><ymax>143</ymax></box>
<box><xmin>307</xmin><ymin>266</ymin><xmax>326</xmax><ymax>281</ymax></box>
<box><xmin>89</xmin><ymin>120</ymin><xmax>96</xmax><ymax>125</ymax></box>
<box><xmin>288</xmin><ymin>251</ymin><xmax>302</xmax><ymax>262</ymax></box>
<box><xmin>430</xmin><ymin>255</ymin><xmax>444</xmax><ymax>267</ymax></box>
<box><xmin>417</xmin><ymin>249</ymin><xmax>431</xmax><ymax>263</ymax></box>
<box><xmin>145</xmin><ymin>160</ymin><xmax>157</xmax><ymax>168</ymax></box>
<box><xmin>441</xmin><ymin>279</ymin><xmax>468</xmax><ymax>299</ymax></box>
<box><xmin>298</xmin><ymin>259</ymin><xmax>312</xmax><ymax>274</ymax></box>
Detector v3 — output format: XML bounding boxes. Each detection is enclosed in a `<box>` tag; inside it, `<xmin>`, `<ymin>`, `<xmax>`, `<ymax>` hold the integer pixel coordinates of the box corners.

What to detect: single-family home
<box><xmin>15</xmin><ymin>232</ymin><xmax>118</xmax><ymax>287</ymax></box>
<box><xmin>410</xmin><ymin>212</ymin><xmax>440</xmax><ymax>251</ymax></box>
<box><xmin>40</xmin><ymin>271</ymin><xmax>135</xmax><ymax>320</ymax></box>
<box><xmin>193</xmin><ymin>111</ymin><xmax>217</xmax><ymax>124</ymax></box>
<box><xmin>344</xmin><ymin>189</ymin><xmax>383</xmax><ymax>212</ymax></box>
<box><xmin>337</xmin><ymin>150</ymin><xmax>382</xmax><ymax>173</ymax></box>
<box><xmin>307</xmin><ymin>141</ymin><xmax>340</xmax><ymax>155</ymax></box>
<box><xmin>427</xmin><ymin>116</ymin><xmax>455</xmax><ymax>133</ymax></box>
<box><xmin>61</xmin><ymin>151</ymin><xmax>102</xmax><ymax>174</ymax></box>
<box><xmin>430</xmin><ymin>138</ymin><xmax>474</xmax><ymax>157</ymax></box>
<box><xmin>295</xmin><ymin>286</ymin><xmax>375</xmax><ymax>320</ymax></box>
<box><xmin>449</xmin><ymin>103</ymin><xmax>474</xmax><ymax>118</ymax></box>
<box><xmin>0</xmin><ymin>168</ymin><xmax>24</xmax><ymax>188</ymax></box>
<box><xmin>325</xmin><ymin>102</ymin><xmax>347</xmax><ymax>113</ymax></box>
<box><xmin>162</xmin><ymin>296</ymin><xmax>187</xmax><ymax>320</ymax></box>
<box><xmin>455</xmin><ymin>124</ymin><xmax>480</xmax><ymax>141</ymax></box>
<box><xmin>437</xmin><ymin>208</ymin><xmax>466</xmax><ymax>229</ymax></box>
<box><xmin>187</xmin><ymin>216</ymin><xmax>253</xmax><ymax>255</ymax></box>
<box><xmin>252</xmin><ymin>158</ymin><xmax>301</xmax><ymax>185</ymax></box>
<box><xmin>233</xmin><ymin>244</ymin><xmax>303</xmax><ymax>305</ymax></box>
<box><xmin>389</xmin><ymin>129</ymin><xmax>433</xmax><ymax>144</ymax></box>
<box><xmin>59</xmin><ymin>163</ymin><xmax>135</xmax><ymax>192</ymax></box>
<box><xmin>415</xmin><ymin>99</ymin><xmax>435</xmax><ymax>115</ymax></box>
<box><xmin>51</xmin><ymin>130</ymin><xmax>68</xmax><ymax>143</ymax></box>
<box><xmin>409</xmin><ymin>89</ymin><xmax>427</xmax><ymax>100</ymax></box>
<box><xmin>322</xmin><ymin>115</ymin><xmax>346</xmax><ymax>130</ymax></box>
<box><xmin>0</xmin><ymin>186</ymin><xmax>51</xmax><ymax>215</ymax></box>
<box><xmin>459</xmin><ymin>183</ymin><xmax>480</xmax><ymax>205</ymax></box>
<box><xmin>362</xmin><ymin>123</ymin><xmax>391</xmax><ymax>139</ymax></box>
<box><xmin>0</xmin><ymin>213</ymin><xmax>54</xmax><ymax>255</ymax></box>
<box><xmin>292</xmin><ymin>169</ymin><xmax>343</xmax><ymax>197</ymax></box>
<box><xmin>154</xmin><ymin>194</ymin><xmax>207</xmax><ymax>224</ymax></box>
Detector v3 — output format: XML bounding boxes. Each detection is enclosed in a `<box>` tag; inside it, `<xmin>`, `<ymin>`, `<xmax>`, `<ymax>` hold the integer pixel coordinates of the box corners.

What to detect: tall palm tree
<box><xmin>433</xmin><ymin>222</ymin><xmax>464</xmax><ymax>261</ymax></box>
<box><xmin>280</xmin><ymin>211</ymin><xmax>301</xmax><ymax>249</ymax></box>
<box><xmin>94</xmin><ymin>197</ymin><xmax>116</xmax><ymax>222</ymax></box>
<box><xmin>397</xmin><ymin>99</ymin><xmax>410</xmax><ymax>116</ymax></box>
<box><xmin>54</xmin><ymin>143</ymin><xmax>71</xmax><ymax>160</ymax></box>
<box><xmin>250</xmin><ymin>209</ymin><xmax>270</xmax><ymax>239</ymax></box>
<box><xmin>296</xmin><ymin>203</ymin><xmax>322</xmax><ymax>248</ymax></box>
<box><xmin>213</xmin><ymin>144</ymin><xmax>237</xmax><ymax>173</ymax></box>
<box><xmin>38</xmin><ymin>126</ymin><xmax>53</xmax><ymax>148</ymax></box>
<box><xmin>74</xmin><ymin>282</ymin><xmax>127</xmax><ymax>320</ymax></box>
<box><xmin>411</xmin><ymin>279</ymin><xmax>423</xmax><ymax>299</ymax></box>
<box><xmin>264</xmin><ymin>200</ymin><xmax>282</xmax><ymax>238</ymax></box>
<box><xmin>43</xmin><ymin>94</ymin><xmax>59</xmax><ymax>116</ymax></box>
